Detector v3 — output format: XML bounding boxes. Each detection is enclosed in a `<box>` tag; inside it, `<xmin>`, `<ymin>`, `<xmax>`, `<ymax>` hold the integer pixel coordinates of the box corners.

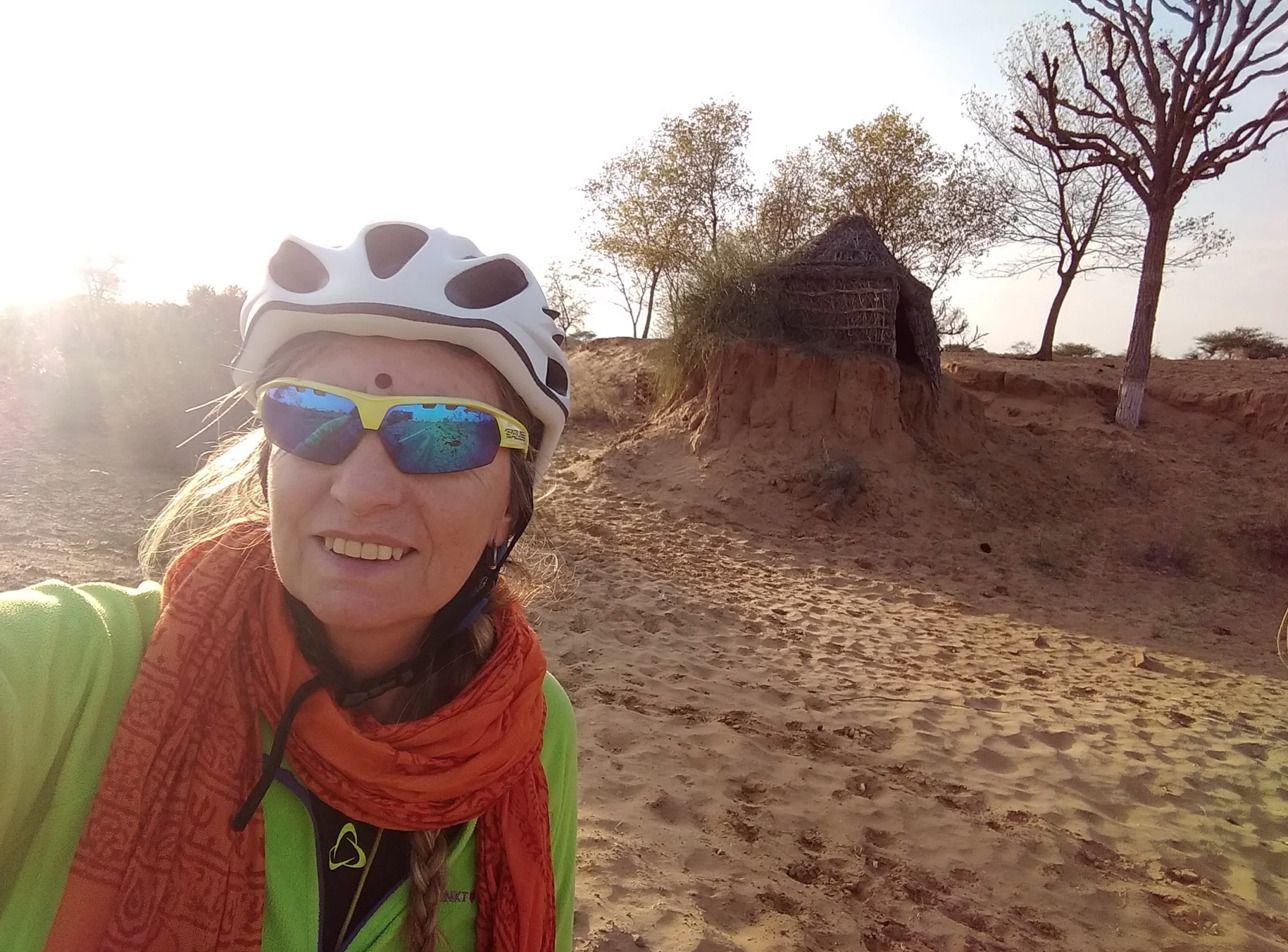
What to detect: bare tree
<box><xmin>582</xmin><ymin>144</ymin><xmax>693</xmax><ymax>339</ymax></box>
<box><xmin>580</xmin><ymin>256</ymin><xmax>656</xmax><ymax>340</ymax></box>
<box><xmin>969</xmin><ymin>16</ymin><xmax>1231</xmax><ymax>360</ymax></box>
<box><xmin>542</xmin><ymin>261</ymin><xmax>591</xmax><ymax>337</ymax></box>
<box><xmin>934</xmin><ymin>297</ymin><xmax>989</xmax><ymax>350</ymax></box>
<box><xmin>81</xmin><ymin>255</ymin><xmax>125</xmax><ymax>318</ymax></box>
<box><xmin>1016</xmin><ymin>0</ymin><xmax>1288</xmax><ymax>426</ymax></box>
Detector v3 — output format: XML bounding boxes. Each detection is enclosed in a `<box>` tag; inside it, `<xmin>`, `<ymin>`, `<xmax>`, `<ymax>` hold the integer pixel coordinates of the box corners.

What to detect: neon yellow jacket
<box><xmin>0</xmin><ymin>580</ymin><xmax>577</xmax><ymax>952</ymax></box>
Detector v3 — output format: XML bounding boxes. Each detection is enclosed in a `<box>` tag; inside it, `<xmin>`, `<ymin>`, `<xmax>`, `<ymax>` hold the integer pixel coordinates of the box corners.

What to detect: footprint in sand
<box><xmin>1033</xmin><ymin>729</ymin><xmax>1078</xmax><ymax>751</ymax></box>
<box><xmin>646</xmin><ymin>792</ymin><xmax>691</xmax><ymax>825</ymax></box>
<box><xmin>973</xmin><ymin>745</ymin><xmax>1016</xmax><ymax>773</ymax></box>
<box><xmin>863</xmin><ymin>827</ymin><xmax>895</xmax><ymax>848</ymax></box>
<box><xmin>726</xmin><ymin>808</ymin><xmax>761</xmax><ymax>843</ymax></box>
<box><xmin>729</xmin><ymin>778</ymin><xmax>768</xmax><ymax>804</ymax></box>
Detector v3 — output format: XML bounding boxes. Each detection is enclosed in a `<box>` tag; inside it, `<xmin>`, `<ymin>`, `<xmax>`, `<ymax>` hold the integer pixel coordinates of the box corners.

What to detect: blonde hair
<box><xmin>139</xmin><ymin>336</ymin><xmax>545</xmax><ymax>952</ymax></box>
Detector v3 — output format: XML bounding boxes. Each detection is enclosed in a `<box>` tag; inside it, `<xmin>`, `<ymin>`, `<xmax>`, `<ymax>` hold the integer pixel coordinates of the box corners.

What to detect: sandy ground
<box><xmin>2</xmin><ymin>344</ymin><xmax>1286</xmax><ymax>951</ymax></box>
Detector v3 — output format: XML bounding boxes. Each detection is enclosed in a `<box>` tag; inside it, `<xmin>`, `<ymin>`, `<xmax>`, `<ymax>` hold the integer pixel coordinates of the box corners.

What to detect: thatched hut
<box><xmin>767</xmin><ymin>215</ymin><xmax>941</xmax><ymax>392</ymax></box>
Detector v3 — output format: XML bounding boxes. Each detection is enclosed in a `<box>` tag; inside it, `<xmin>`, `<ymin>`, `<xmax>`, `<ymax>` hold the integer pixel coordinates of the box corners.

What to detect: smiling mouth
<box><xmin>323</xmin><ymin>537</ymin><xmax>414</xmax><ymax>562</ymax></box>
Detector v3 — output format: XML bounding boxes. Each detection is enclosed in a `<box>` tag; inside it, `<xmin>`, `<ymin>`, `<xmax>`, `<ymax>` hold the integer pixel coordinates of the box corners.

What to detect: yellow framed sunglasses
<box><xmin>256</xmin><ymin>377</ymin><xmax>529</xmax><ymax>474</ymax></box>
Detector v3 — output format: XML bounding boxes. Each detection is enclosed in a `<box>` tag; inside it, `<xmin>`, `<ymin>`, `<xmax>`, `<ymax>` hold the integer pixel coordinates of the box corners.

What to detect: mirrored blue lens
<box><xmin>261</xmin><ymin>385</ymin><xmax>364</xmax><ymax>465</ymax></box>
<box><xmin>380</xmin><ymin>404</ymin><xmax>502</xmax><ymax>474</ymax></box>
<box><xmin>261</xmin><ymin>385</ymin><xmax>503</xmax><ymax>474</ymax></box>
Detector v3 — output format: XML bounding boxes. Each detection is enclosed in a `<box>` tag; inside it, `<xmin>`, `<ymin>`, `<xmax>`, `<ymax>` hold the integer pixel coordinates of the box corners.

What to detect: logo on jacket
<box><xmin>328</xmin><ymin>822</ymin><xmax>368</xmax><ymax>870</ymax></box>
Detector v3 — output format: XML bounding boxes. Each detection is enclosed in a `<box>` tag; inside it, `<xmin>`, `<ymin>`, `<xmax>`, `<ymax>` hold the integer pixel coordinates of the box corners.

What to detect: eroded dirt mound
<box><xmin>661</xmin><ymin>341</ymin><xmax>987</xmax><ymax>462</ymax></box>
<box><xmin>945</xmin><ymin>354</ymin><xmax>1288</xmax><ymax>442</ymax></box>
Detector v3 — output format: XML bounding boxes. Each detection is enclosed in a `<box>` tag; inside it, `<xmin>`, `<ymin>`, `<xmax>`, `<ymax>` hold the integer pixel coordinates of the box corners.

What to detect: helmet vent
<box><xmin>545</xmin><ymin>357</ymin><xmax>569</xmax><ymax>396</ymax></box>
<box><xmin>543</xmin><ymin>307</ymin><xmax>560</xmax><ymax>320</ymax></box>
<box><xmin>365</xmin><ymin>224</ymin><xmax>429</xmax><ymax>279</ymax></box>
<box><xmin>445</xmin><ymin>259</ymin><xmax>529</xmax><ymax>309</ymax></box>
<box><xmin>269</xmin><ymin>240</ymin><xmax>329</xmax><ymax>293</ymax></box>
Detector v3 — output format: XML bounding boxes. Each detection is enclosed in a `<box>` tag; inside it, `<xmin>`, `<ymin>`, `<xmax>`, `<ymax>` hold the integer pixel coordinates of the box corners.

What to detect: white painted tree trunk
<box><xmin>1115</xmin><ymin>378</ymin><xmax>1146</xmax><ymax>428</ymax></box>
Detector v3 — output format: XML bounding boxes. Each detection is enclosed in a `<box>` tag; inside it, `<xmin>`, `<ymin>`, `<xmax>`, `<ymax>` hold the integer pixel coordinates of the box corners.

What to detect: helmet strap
<box><xmin>256</xmin><ymin>439</ymin><xmax>271</xmax><ymax>503</ymax></box>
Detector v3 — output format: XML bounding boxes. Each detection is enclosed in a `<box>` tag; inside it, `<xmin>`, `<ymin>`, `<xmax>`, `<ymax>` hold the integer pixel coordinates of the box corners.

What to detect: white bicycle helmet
<box><xmin>232</xmin><ymin>221</ymin><xmax>570</xmax><ymax>479</ymax></box>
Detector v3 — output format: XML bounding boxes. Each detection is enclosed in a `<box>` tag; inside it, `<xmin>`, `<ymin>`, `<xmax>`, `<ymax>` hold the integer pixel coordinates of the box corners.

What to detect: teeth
<box><xmin>324</xmin><ymin>537</ymin><xmax>409</xmax><ymax>562</ymax></box>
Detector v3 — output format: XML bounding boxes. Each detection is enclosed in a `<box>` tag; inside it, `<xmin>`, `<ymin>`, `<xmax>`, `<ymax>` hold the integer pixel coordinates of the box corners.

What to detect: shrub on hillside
<box><xmin>804</xmin><ymin>447</ymin><xmax>866</xmax><ymax>521</ymax></box>
<box><xmin>1235</xmin><ymin>513</ymin><xmax>1288</xmax><ymax>574</ymax></box>
<box><xmin>1132</xmin><ymin>531</ymin><xmax>1201</xmax><ymax>577</ymax></box>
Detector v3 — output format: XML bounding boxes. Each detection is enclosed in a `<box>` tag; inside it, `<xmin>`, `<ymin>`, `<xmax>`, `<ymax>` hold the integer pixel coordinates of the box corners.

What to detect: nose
<box><xmin>329</xmin><ymin>431</ymin><xmax>406</xmax><ymax>514</ymax></box>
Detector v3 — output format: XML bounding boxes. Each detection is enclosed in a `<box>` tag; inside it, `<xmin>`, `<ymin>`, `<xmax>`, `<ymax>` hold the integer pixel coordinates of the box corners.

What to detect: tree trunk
<box><xmin>1115</xmin><ymin>205</ymin><xmax>1174</xmax><ymax>428</ymax></box>
<box><xmin>1034</xmin><ymin>266</ymin><xmax>1078</xmax><ymax>361</ymax></box>
<box><xmin>641</xmin><ymin>268</ymin><xmax>660</xmax><ymax>340</ymax></box>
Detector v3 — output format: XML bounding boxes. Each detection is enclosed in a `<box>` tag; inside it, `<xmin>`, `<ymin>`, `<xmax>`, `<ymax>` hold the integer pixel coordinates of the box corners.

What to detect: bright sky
<box><xmin>2</xmin><ymin>0</ymin><xmax>1284</xmax><ymax>355</ymax></box>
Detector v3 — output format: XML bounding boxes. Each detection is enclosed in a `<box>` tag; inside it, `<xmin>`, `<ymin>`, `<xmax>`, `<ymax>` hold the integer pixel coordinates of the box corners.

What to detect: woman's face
<box><xmin>267</xmin><ymin>334</ymin><xmax>514</xmax><ymax>678</ymax></box>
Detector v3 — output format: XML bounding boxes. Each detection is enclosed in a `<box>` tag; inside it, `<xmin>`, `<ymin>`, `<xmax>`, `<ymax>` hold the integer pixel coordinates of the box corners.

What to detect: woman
<box><xmin>0</xmin><ymin>222</ymin><xmax>576</xmax><ymax>952</ymax></box>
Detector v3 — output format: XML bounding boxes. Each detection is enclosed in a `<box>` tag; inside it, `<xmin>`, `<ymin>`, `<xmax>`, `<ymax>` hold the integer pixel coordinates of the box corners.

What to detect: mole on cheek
<box><xmin>374</xmin><ymin>372</ymin><xmax>393</xmax><ymax>390</ymax></box>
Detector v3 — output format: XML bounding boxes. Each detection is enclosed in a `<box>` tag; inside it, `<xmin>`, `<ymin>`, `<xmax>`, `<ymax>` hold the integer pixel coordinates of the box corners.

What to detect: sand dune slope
<box><xmin>536</xmin><ymin>430</ymin><xmax>1287</xmax><ymax>951</ymax></box>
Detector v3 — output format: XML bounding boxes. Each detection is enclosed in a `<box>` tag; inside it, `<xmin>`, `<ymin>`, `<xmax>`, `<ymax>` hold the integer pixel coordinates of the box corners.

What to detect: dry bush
<box><xmin>1108</xmin><ymin>449</ymin><xmax>1153</xmax><ymax>493</ymax></box>
<box><xmin>657</xmin><ymin>235</ymin><xmax>785</xmax><ymax>403</ymax></box>
<box><xmin>1132</xmin><ymin>531</ymin><xmax>1202</xmax><ymax>577</ymax></box>
<box><xmin>1234</xmin><ymin>512</ymin><xmax>1288</xmax><ymax>574</ymax></box>
<box><xmin>804</xmin><ymin>450</ymin><xmax>866</xmax><ymax>521</ymax></box>
<box><xmin>1025</xmin><ymin>528</ymin><xmax>1085</xmax><ymax>579</ymax></box>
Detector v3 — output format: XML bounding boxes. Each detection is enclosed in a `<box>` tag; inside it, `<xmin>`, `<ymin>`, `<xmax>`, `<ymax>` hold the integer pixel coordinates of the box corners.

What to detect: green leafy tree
<box><xmin>582</xmin><ymin>144</ymin><xmax>690</xmax><ymax>339</ymax></box>
<box><xmin>582</xmin><ymin>100</ymin><xmax>754</xmax><ymax>338</ymax></box>
<box><xmin>751</xmin><ymin>147</ymin><xmax>829</xmax><ymax>260</ymax></box>
<box><xmin>968</xmin><ymin>16</ymin><xmax>1231</xmax><ymax>361</ymax></box>
<box><xmin>814</xmin><ymin>108</ymin><xmax>1003</xmax><ymax>291</ymax></box>
<box><xmin>1193</xmin><ymin>326</ymin><xmax>1286</xmax><ymax>358</ymax></box>
<box><xmin>1053</xmin><ymin>341</ymin><xmax>1102</xmax><ymax>356</ymax></box>
<box><xmin>657</xmin><ymin>99</ymin><xmax>754</xmax><ymax>254</ymax></box>
<box><xmin>1016</xmin><ymin>0</ymin><xmax>1288</xmax><ymax>427</ymax></box>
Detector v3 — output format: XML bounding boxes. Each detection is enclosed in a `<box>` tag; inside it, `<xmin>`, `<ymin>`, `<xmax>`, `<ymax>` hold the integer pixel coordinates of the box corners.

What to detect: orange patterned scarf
<box><xmin>45</xmin><ymin>522</ymin><xmax>553</xmax><ymax>952</ymax></box>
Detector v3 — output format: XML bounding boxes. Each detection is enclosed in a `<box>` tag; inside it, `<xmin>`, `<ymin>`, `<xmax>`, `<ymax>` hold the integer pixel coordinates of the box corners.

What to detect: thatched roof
<box><xmin>774</xmin><ymin>215</ymin><xmax>942</xmax><ymax>392</ymax></box>
<box><xmin>787</xmin><ymin>214</ymin><xmax>909</xmax><ymax>272</ymax></box>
